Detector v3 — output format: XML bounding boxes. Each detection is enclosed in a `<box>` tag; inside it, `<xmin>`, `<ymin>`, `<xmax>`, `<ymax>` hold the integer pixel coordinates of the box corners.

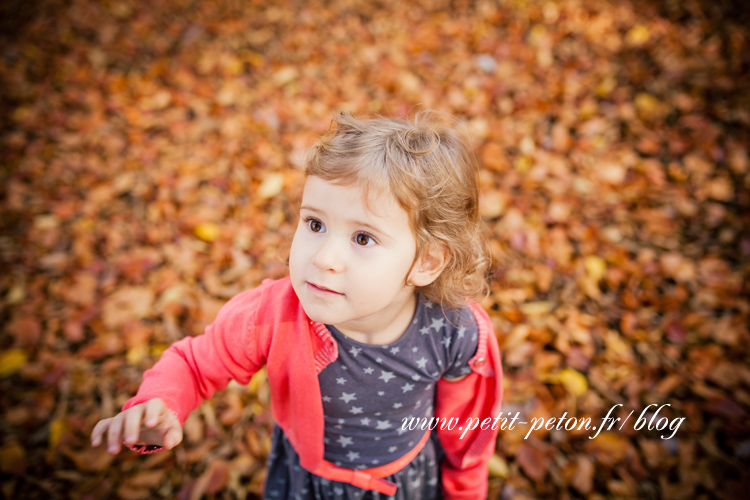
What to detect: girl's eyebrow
<box><xmin>300</xmin><ymin>205</ymin><xmax>390</xmax><ymax>238</ymax></box>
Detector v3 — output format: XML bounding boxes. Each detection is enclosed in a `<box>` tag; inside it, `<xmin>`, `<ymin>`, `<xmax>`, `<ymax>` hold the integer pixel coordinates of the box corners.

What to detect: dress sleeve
<box><xmin>435</xmin><ymin>303</ymin><xmax>504</xmax><ymax>500</ymax></box>
<box><xmin>441</xmin><ymin>308</ymin><xmax>479</xmax><ymax>380</ymax></box>
<box><xmin>122</xmin><ymin>288</ymin><xmax>265</xmax><ymax>425</ymax></box>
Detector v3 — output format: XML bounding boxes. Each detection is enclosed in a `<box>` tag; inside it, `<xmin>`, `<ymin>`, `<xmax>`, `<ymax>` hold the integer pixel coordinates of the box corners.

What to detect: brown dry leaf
<box><xmin>516</xmin><ymin>442</ymin><xmax>549</xmax><ymax>481</ymax></box>
<box><xmin>102</xmin><ymin>287</ymin><xmax>155</xmax><ymax>328</ymax></box>
<box><xmin>126</xmin><ymin>469</ymin><xmax>168</xmax><ymax>489</ymax></box>
<box><xmin>585</xmin><ymin>432</ymin><xmax>633</xmax><ymax>466</ymax></box>
<box><xmin>61</xmin><ymin>445</ymin><xmax>116</xmax><ymax>472</ymax></box>
<box><xmin>190</xmin><ymin>458</ymin><xmax>230</xmax><ymax>500</ymax></box>
<box><xmin>571</xmin><ymin>455</ymin><xmax>595</xmax><ymax>494</ymax></box>
<box><xmin>0</xmin><ymin>442</ymin><xmax>26</xmax><ymax>475</ymax></box>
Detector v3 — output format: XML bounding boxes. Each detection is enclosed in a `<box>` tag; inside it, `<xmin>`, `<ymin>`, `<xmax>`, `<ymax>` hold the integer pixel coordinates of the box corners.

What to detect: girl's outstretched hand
<box><xmin>90</xmin><ymin>398</ymin><xmax>183</xmax><ymax>455</ymax></box>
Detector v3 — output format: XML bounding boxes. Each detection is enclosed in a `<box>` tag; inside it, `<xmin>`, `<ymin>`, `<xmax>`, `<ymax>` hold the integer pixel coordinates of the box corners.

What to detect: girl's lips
<box><xmin>307</xmin><ymin>282</ymin><xmax>344</xmax><ymax>297</ymax></box>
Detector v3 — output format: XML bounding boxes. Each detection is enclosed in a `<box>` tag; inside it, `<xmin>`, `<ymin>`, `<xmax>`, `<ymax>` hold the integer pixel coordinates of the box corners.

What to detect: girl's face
<box><xmin>289</xmin><ymin>176</ymin><xmax>427</xmax><ymax>343</ymax></box>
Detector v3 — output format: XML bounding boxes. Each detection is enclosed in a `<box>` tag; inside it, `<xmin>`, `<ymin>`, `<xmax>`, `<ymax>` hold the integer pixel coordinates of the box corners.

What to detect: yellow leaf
<box><xmin>635</xmin><ymin>93</ymin><xmax>662</xmax><ymax>120</ymax></box>
<box><xmin>150</xmin><ymin>344</ymin><xmax>169</xmax><ymax>359</ymax></box>
<box><xmin>195</xmin><ymin>222</ymin><xmax>221</xmax><ymax>242</ymax></box>
<box><xmin>626</xmin><ymin>25</ymin><xmax>650</xmax><ymax>46</ymax></box>
<box><xmin>244</xmin><ymin>51</ymin><xmax>264</xmax><ymax>67</ymax></box>
<box><xmin>585</xmin><ymin>255</ymin><xmax>606</xmax><ymax>282</ymax></box>
<box><xmin>126</xmin><ymin>345</ymin><xmax>148</xmax><ymax>365</ymax></box>
<box><xmin>596</xmin><ymin>76</ymin><xmax>617</xmax><ymax>98</ymax></box>
<box><xmin>488</xmin><ymin>454</ymin><xmax>509</xmax><ymax>478</ymax></box>
<box><xmin>257</xmin><ymin>173</ymin><xmax>284</xmax><ymax>199</ymax></box>
<box><xmin>0</xmin><ymin>349</ymin><xmax>28</xmax><ymax>378</ymax></box>
<box><xmin>223</xmin><ymin>55</ymin><xmax>244</xmax><ymax>76</ymax></box>
<box><xmin>49</xmin><ymin>418</ymin><xmax>66</xmax><ymax>452</ymax></box>
<box><xmin>247</xmin><ymin>367</ymin><xmax>267</xmax><ymax>395</ymax></box>
<box><xmin>519</xmin><ymin>301</ymin><xmax>553</xmax><ymax>315</ymax></box>
<box><xmin>514</xmin><ymin>157</ymin><xmax>531</xmax><ymax>173</ymax></box>
<box><xmin>559</xmin><ymin>368</ymin><xmax>588</xmax><ymax>396</ymax></box>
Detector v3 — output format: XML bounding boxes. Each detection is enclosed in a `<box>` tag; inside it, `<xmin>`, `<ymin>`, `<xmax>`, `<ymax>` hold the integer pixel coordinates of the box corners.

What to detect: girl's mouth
<box><xmin>307</xmin><ymin>282</ymin><xmax>344</xmax><ymax>297</ymax></box>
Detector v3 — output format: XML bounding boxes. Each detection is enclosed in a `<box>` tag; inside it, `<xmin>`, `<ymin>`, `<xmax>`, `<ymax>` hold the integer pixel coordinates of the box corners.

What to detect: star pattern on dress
<box><xmin>376</xmin><ymin>420</ymin><xmax>392</xmax><ymax>430</ymax></box>
<box><xmin>316</xmin><ymin>299</ymin><xmax>480</xmax><ymax>473</ymax></box>
<box><xmin>339</xmin><ymin>392</ymin><xmax>357</xmax><ymax>403</ymax></box>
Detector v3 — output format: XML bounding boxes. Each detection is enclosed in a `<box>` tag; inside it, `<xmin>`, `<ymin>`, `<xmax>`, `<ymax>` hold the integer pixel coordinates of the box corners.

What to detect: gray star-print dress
<box><xmin>264</xmin><ymin>297</ymin><xmax>479</xmax><ymax>500</ymax></box>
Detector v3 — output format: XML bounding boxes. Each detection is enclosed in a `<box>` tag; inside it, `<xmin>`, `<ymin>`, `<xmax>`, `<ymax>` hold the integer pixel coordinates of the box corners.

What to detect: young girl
<box><xmin>91</xmin><ymin>112</ymin><xmax>503</xmax><ymax>499</ymax></box>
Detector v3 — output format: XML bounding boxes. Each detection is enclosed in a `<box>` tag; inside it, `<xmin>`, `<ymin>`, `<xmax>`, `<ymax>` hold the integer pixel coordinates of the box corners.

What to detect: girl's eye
<box><xmin>354</xmin><ymin>233</ymin><xmax>375</xmax><ymax>246</ymax></box>
<box><xmin>307</xmin><ymin>218</ymin><xmax>324</xmax><ymax>233</ymax></box>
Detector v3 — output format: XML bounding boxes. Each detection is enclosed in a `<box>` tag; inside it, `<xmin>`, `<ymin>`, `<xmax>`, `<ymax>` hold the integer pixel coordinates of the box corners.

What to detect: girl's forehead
<box><xmin>302</xmin><ymin>175</ymin><xmax>406</xmax><ymax>222</ymax></box>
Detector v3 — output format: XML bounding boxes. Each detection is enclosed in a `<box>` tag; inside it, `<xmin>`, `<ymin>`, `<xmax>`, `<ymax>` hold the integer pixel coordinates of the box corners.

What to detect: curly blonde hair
<box><xmin>303</xmin><ymin>111</ymin><xmax>490</xmax><ymax>309</ymax></box>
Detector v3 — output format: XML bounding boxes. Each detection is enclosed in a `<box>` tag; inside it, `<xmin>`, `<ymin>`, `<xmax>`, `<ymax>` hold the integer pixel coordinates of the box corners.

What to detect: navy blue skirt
<box><xmin>263</xmin><ymin>425</ymin><xmax>443</xmax><ymax>500</ymax></box>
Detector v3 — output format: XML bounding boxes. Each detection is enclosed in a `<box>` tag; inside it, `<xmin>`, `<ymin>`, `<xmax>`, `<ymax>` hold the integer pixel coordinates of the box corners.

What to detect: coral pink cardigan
<box><xmin>124</xmin><ymin>277</ymin><xmax>503</xmax><ymax>499</ymax></box>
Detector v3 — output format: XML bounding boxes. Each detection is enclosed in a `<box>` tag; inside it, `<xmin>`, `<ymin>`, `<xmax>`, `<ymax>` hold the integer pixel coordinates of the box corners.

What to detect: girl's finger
<box><xmin>163</xmin><ymin>425</ymin><xmax>183</xmax><ymax>450</ymax></box>
<box><xmin>106</xmin><ymin>414</ymin><xmax>124</xmax><ymax>454</ymax></box>
<box><xmin>144</xmin><ymin>398</ymin><xmax>165</xmax><ymax>428</ymax></box>
<box><xmin>90</xmin><ymin>418</ymin><xmax>111</xmax><ymax>447</ymax></box>
<box><xmin>122</xmin><ymin>406</ymin><xmax>144</xmax><ymax>445</ymax></box>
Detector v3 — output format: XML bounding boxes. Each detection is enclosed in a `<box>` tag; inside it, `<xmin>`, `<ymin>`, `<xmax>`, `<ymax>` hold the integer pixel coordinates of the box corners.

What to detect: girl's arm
<box><xmin>122</xmin><ymin>315</ymin><xmax>262</xmax><ymax>425</ymax></box>
<box><xmin>91</xmin><ymin>288</ymin><xmax>266</xmax><ymax>452</ymax></box>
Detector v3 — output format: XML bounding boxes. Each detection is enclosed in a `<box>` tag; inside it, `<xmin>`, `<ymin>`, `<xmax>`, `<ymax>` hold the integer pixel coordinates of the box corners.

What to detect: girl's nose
<box><xmin>311</xmin><ymin>236</ymin><xmax>344</xmax><ymax>273</ymax></box>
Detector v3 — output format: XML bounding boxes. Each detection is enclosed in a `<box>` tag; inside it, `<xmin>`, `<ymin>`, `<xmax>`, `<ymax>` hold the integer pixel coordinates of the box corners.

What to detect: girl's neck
<box><xmin>333</xmin><ymin>293</ymin><xmax>417</xmax><ymax>345</ymax></box>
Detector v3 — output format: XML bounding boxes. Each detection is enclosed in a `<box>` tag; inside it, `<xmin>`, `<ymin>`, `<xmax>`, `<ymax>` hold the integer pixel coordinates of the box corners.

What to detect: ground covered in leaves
<box><xmin>1</xmin><ymin>0</ymin><xmax>749</xmax><ymax>498</ymax></box>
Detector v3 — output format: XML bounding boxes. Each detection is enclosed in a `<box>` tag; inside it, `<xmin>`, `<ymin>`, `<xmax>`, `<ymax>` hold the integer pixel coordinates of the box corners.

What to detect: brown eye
<box><xmin>308</xmin><ymin>219</ymin><xmax>323</xmax><ymax>232</ymax></box>
<box><xmin>355</xmin><ymin>233</ymin><xmax>373</xmax><ymax>246</ymax></box>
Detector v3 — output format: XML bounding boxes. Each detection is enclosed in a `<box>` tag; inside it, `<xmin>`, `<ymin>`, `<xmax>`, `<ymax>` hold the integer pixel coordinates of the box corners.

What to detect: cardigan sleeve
<box><xmin>434</xmin><ymin>303</ymin><xmax>503</xmax><ymax>500</ymax></box>
<box><xmin>123</xmin><ymin>287</ymin><xmax>266</xmax><ymax>425</ymax></box>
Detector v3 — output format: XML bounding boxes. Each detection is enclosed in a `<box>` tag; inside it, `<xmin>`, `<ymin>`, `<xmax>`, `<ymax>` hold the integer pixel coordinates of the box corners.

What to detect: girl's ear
<box><xmin>409</xmin><ymin>244</ymin><xmax>450</xmax><ymax>287</ymax></box>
